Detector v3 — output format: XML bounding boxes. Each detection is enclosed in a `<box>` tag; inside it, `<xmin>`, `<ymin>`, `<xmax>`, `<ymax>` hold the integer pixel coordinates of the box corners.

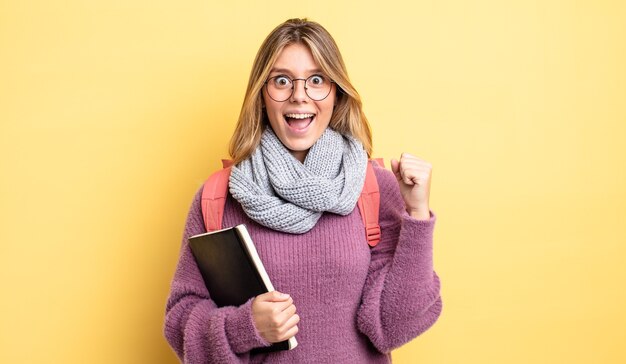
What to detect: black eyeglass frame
<box><xmin>264</xmin><ymin>75</ymin><xmax>335</xmax><ymax>102</ymax></box>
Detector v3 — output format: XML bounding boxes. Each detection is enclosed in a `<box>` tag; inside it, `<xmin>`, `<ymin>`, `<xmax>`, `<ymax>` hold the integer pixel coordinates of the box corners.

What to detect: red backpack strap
<box><xmin>357</xmin><ymin>159</ymin><xmax>383</xmax><ymax>247</ymax></box>
<box><xmin>201</xmin><ymin>158</ymin><xmax>382</xmax><ymax>247</ymax></box>
<box><xmin>200</xmin><ymin>160</ymin><xmax>233</xmax><ymax>232</ymax></box>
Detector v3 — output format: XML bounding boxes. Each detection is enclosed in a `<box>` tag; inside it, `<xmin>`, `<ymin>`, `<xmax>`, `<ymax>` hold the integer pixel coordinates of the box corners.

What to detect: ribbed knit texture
<box><xmin>229</xmin><ymin>127</ymin><xmax>368</xmax><ymax>234</ymax></box>
<box><xmin>164</xmin><ymin>164</ymin><xmax>442</xmax><ymax>363</ymax></box>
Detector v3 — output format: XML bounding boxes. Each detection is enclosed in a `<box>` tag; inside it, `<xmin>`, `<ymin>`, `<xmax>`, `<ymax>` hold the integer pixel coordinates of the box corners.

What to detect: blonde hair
<box><xmin>228</xmin><ymin>18</ymin><xmax>373</xmax><ymax>164</ymax></box>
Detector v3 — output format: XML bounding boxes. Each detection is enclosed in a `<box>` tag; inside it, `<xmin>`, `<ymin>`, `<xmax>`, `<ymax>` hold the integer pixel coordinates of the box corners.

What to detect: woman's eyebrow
<box><xmin>269</xmin><ymin>68</ymin><xmax>323</xmax><ymax>75</ymax></box>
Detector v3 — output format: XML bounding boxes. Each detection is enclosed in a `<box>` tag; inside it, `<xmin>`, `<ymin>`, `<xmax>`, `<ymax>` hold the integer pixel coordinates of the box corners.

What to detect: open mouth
<box><xmin>284</xmin><ymin>113</ymin><xmax>315</xmax><ymax>131</ymax></box>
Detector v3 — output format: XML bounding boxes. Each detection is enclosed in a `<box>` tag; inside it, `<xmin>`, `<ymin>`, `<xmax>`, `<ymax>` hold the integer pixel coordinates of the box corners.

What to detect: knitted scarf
<box><xmin>229</xmin><ymin>127</ymin><xmax>368</xmax><ymax>234</ymax></box>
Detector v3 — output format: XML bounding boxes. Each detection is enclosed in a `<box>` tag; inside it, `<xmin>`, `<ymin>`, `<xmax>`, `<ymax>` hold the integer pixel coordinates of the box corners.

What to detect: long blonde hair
<box><xmin>228</xmin><ymin>18</ymin><xmax>373</xmax><ymax>164</ymax></box>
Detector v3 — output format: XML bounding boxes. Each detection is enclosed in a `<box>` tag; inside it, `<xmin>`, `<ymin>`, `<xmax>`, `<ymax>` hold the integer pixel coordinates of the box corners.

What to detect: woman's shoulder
<box><xmin>370</xmin><ymin>161</ymin><xmax>405</xmax><ymax>219</ymax></box>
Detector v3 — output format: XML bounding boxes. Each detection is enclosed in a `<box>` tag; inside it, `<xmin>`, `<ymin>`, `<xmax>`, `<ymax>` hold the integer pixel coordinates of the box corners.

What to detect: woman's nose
<box><xmin>290</xmin><ymin>79</ymin><xmax>308</xmax><ymax>102</ymax></box>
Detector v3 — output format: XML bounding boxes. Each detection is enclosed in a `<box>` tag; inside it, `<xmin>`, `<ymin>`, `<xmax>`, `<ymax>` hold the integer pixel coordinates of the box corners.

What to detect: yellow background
<box><xmin>1</xmin><ymin>0</ymin><xmax>625</xmax><ymax>363</ymax></box>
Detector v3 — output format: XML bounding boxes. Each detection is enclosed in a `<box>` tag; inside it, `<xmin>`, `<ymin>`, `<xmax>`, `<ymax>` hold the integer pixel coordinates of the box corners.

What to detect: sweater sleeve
<box><xmin>164</xmin><ymin>187</ymin><xmax>271</xmax><ymax>363</ymax></box>
<box><xmin>356</xmin><ymin>166</ymin><xmax>443</xmax><ymax>353</ymax></box>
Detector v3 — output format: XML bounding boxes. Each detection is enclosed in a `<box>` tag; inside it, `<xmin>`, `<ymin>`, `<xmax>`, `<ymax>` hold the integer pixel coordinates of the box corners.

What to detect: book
<box><xmin>188</xmin><ymin>224</ymin><xmax>298</xmax><ymax>353</ymax></box>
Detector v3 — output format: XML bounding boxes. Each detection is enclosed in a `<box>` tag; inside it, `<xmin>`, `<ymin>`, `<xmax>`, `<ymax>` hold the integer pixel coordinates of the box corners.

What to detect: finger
<box><xmin>390</xmin><ymin>159</ymin><xmax>401</xmax><ymax>178</ymax></box>
<box><xmin>273</xmin><ymin>303</ymin><xmax>297</xmax><ymax>326</ymax></box>
<box><xmin>400</xmin><ymin>153</ymin><xmax>431</xmax><ymax>165</ymax></box>
<box><xmin>259</xmin><ymin>291</ymin><xmax>291</xmax><ymax>303</ymax></box>
<box><xmin>279</xmin><ymin>323</ymin><xmax>299</xmax><ymax>341</ymax></box>
<box><xmin>399</xmin><ymin>159</ymin><xmax>426</xmax><ymax>168</ymax></box>
<box><xmin>267</xmin><ymin>303</ymin><xmax>294</xmax><ymax>327</ymax></box>
<box><xmin>399</xmin><ymin>157</ymin><xmax>430</xmax><ymax>169</ymax></box>
<box><xmin>392</xmin><ymin>159</ymin><xmax>408</xmax><ymax>183</ymax></box>
<box><xmin>400</xmin><ymin>168</ymin><xmax>428</xmax><ymax>186</ymax></box>
<box><xmin>397</xmin><ymin>162</ymin><xmax>416</xmax><ymax>185</ymax></box>
<box><xmin>398</xmin><ymin>155</ymin><xmax>429</xmax><ymax>172</ymax></box>
<box><xmin>402</xmin><ymin>171</ymin><xmax>416</xmax><ymax>186</ymax></box>
<box><xmin>405</xmin><ymin>161</ymin><xmax>432</xmax><ymax>171</ymax></box>
<box><xmin>400</xmin><ymin>161</ymin><xmax>432</xmax><ymax>174</ymax></box>
<box><xmin>270</xmin><ymin>298</ymin><xmax>294</xmax><ymax>315</ymax></box>
<box><xmin>400</xmin><ymin>153</ymin><xmax>422</xmax><ymax>166</ymax></box>
<box><xmin>274</xmin><ymin>309</ymin><xmax>299</xmax><ymax>330</ymax></box>
<box><xmin>282</xmin><ymin>302</ymin><xmax>297</xmax><ymax>317</ymax></box>
<box><xmin>284</xmin><ymin>314</ymin><xmax>300</xmax><ymax>329</ymax></box>
<box><xmin>281</xmin><ymin>313</ymin><xmax>300</xmax><ymax>333</ymax></box>
<box><xmin>402</xmin><ymin>166</ymin><xmax>431</xmax><ymax>177</ymax></box>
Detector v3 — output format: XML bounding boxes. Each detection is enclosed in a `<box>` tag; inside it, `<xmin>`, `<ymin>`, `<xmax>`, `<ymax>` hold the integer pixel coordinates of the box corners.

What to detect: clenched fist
<box><xmin>251</xmin><ymin>291</ymin><xmax>300</xmax><ymax>343</ymax></box>
<box><xmin>390</xmin><ymin>153</ymin><xmax>432</xmax><ymax>220</ymax></box>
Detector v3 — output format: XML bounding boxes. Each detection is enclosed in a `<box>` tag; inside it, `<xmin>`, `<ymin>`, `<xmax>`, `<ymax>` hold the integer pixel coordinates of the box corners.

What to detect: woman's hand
<box><xmin>390</xmin><ymin>153</ymin><xmax>432</xmax><ymax>220</ymax></box>
<box><xmin>251</xmin><ymin>291</ymin><xmax>300</xmax><ymax>343</ymax></box>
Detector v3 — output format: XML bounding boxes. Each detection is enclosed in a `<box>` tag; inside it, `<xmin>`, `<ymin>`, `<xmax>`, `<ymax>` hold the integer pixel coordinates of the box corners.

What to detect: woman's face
<box><xmin>262</xmin><ymin>43</ymin><xmax>336</xmax><ymax>162</ymax></box>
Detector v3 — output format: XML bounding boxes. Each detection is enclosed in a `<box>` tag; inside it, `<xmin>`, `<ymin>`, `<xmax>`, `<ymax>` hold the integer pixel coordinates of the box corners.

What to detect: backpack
<box><xmin>200</xmin><ymin>159</ymin><xmax>384</xmax><ymax>247</ymax></box>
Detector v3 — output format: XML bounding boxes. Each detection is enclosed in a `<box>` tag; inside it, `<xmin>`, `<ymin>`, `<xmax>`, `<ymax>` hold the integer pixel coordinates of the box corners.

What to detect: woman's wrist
<box><xmin>407</xmin><ymin>205</ymin><xmax>430</xmax><ymax>220</ymax></box>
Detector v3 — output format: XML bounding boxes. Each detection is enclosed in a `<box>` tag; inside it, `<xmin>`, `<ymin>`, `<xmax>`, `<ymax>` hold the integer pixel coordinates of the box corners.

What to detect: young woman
<box><xmin>164</xmin><ymin>18</ymin><xmax>442</xmax><ymax>363</ymax></box>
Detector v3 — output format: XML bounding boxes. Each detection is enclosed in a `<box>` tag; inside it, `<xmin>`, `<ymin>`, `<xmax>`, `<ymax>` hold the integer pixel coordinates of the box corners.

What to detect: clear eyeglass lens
<box><xmin>267</xmin><ymin>75</ymin><xmax>331</xmax><ymax>101</ymax></box>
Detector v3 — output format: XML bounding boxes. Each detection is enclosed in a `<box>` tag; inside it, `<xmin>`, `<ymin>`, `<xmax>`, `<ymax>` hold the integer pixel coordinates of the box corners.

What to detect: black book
<box><xmin>188</xmin><ymin>224</ymin><xmax>298</xmax><ymax>353</ymax></box>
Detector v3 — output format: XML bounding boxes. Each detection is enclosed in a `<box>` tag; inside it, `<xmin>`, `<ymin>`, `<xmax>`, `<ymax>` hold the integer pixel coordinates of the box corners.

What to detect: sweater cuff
<box><xmin>399</xmin><ymin>209</ymin><xmax>436</xmax><ymax>276</ymax></box>
<box><xmin>224</xmin><ymin>298</ymin><xmax>271</xmax><ymax>354</ymax></box>
<box><xmin>402</xmin><ymin>209</ymin><xmax>436</xmax><ymax>238</ymax></box>
<box><xmin>402</xmin><ymin>210</ymin><xmax>437</xmax><ymax>230</ymax></box>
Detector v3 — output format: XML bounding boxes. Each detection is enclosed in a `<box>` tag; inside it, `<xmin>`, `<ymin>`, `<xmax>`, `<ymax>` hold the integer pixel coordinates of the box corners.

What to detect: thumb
<box><xmin>390</xmin><ymin>159</ymin><xmax>401</xmax><ymax>180</ymax></box>
<box><xmin>260</xmin><ymin>291</ymin><xmax>290</xmax><ymax>302</ymax></box>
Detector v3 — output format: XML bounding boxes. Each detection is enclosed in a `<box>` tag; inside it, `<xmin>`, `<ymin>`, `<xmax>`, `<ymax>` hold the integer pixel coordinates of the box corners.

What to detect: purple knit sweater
<box><xmin>164</xmin><ymin>164</ymin><xmax>442</xmax><ymax>363</ymax></box>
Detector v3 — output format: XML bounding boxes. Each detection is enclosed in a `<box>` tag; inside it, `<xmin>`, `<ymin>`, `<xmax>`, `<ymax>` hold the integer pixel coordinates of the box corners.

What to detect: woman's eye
<box><xmin>274</xmin><ymin>76</ymin><xmax>291</xmax><ymax>87</ymax></box>
<box><xmin>309</xmin><ymin>75</ymin><xmax>324</xmax><ymax>85</ymax></box>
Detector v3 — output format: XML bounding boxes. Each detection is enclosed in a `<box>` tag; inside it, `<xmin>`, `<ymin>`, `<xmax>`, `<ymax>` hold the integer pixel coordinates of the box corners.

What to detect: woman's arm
<box><xmin>356</xmin><ymin>167</ymin><xmax>442</xmax><ymax>353</ymax></box>
<box><xmin>164</xmin><ymin>188</ymin><xmax>270</xmax><ymax>363</ymax></box>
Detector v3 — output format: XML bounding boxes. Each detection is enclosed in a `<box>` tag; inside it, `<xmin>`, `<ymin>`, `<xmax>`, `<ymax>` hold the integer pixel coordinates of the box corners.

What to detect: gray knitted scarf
<box><xmin>229</xmin><ymin>127</ymin><xmax>368</xmax><ymax>234</ymax></box>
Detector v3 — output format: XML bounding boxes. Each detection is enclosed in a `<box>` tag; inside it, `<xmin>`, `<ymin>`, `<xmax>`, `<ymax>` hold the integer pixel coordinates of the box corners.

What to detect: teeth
<box><xmin>285</xmin><ymin>113</ymin><xmax>315</xmax><ymax>119</ymax></box>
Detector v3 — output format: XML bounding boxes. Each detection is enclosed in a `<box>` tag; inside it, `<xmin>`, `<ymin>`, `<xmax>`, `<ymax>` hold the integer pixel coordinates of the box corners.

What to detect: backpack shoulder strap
<box><xmin>200</xmin><ymin>160</ymin><xmax>233</xmax><ymax>232</ymax></box>
<box><xmin>357</xmin><ymin>159</ymin><xmax>383</xmax><ymax>247</ymax></box>
<box><xmin>201</xmin><ymin>158</ymin><xmax>383</xmax><ymax>247</ymax></box>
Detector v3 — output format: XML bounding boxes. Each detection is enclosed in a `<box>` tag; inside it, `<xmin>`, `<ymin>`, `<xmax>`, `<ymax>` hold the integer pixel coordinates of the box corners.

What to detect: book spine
<box><xmin>235</xmin><ymin>225</ymin><xmax>275</xmax><ymax>292</ymax></box>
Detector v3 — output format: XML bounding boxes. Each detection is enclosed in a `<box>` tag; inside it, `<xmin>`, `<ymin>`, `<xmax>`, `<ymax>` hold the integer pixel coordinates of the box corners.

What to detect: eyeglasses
<box><xmin>265</xmin><ymin>74</ymin><xmax>334</xmax><ymax>102</ymax></box>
